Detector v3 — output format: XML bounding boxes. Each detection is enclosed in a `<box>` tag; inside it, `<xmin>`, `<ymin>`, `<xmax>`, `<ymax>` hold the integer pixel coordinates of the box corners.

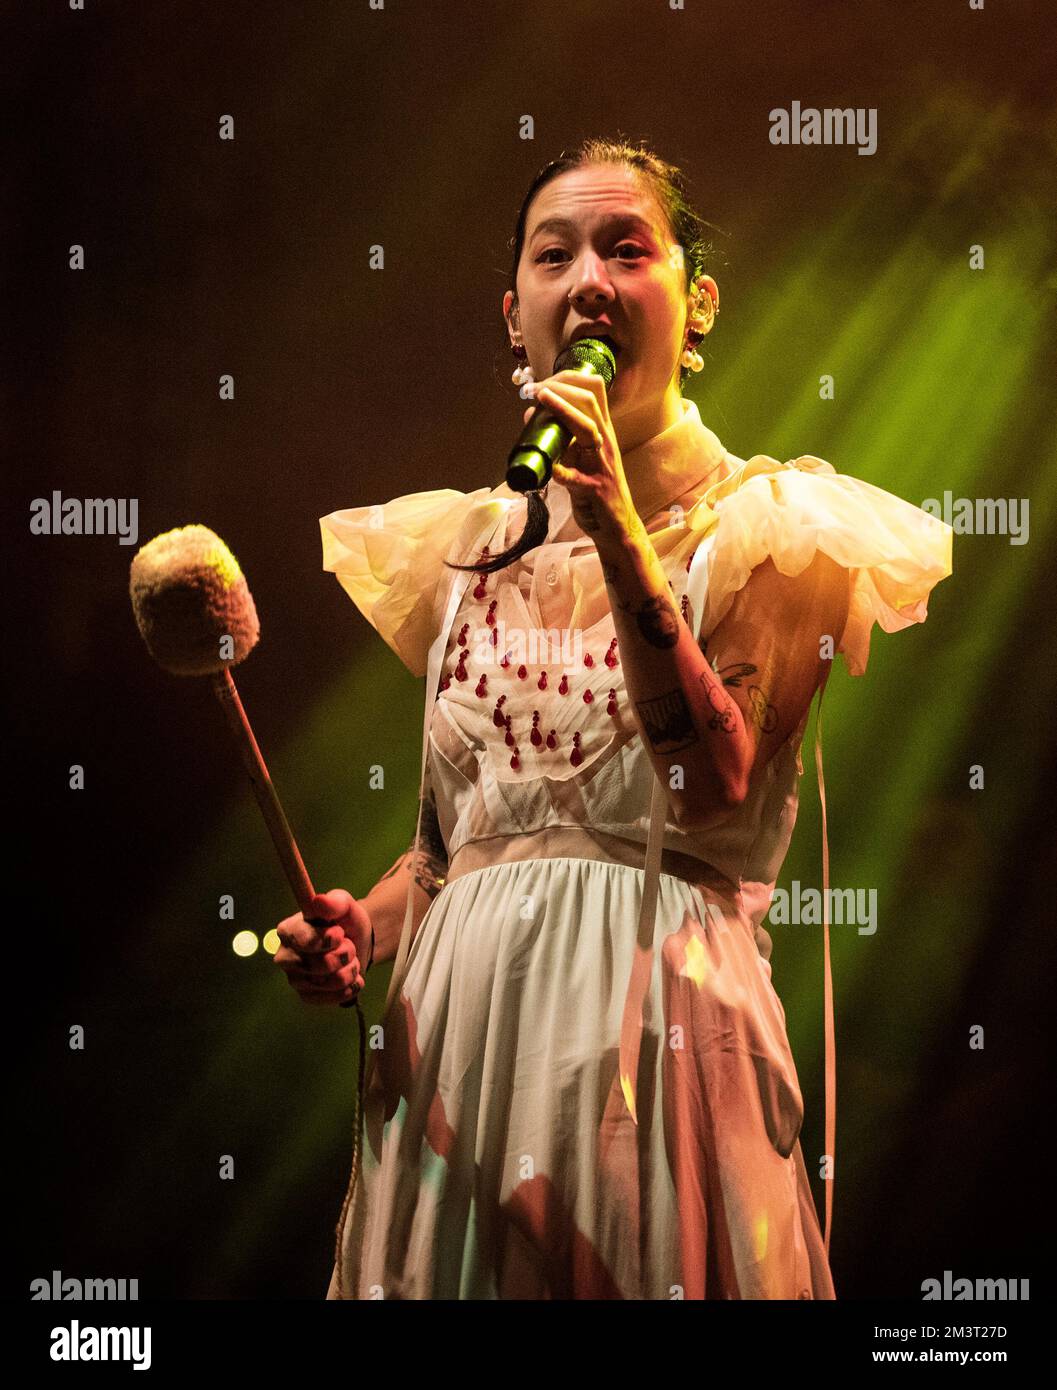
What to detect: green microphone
<box><xmin>506</xmin><ymin>336</ymin><xmax>618</xmax><ymax>493</ymax></box>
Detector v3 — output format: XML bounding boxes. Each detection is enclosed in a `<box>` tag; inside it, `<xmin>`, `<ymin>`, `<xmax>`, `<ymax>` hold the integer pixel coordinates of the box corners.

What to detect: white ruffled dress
<box><xmin>317</xmin><ymin>398</ymin><xmax>952</xmax><ymax>1300</ymax></box>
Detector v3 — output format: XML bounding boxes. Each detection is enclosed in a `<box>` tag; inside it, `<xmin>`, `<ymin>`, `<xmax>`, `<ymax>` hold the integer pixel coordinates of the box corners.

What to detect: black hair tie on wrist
<box><xmin>364</xmin><ymin>925</ymin><xmax>376</xmax><ymax>975</ymax></box>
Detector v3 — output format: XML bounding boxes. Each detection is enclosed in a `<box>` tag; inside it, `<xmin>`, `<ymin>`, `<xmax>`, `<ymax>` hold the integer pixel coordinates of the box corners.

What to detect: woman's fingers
<box><xmin>276</xmin><ymin>919</ymin><xmax>344</xmax><ymax>954</ymax></box>
<box><xmin>272</xmin><ymin>896</ymin><xmax>370</xmax><ymax>1006</ymax></box>
<box><xmin>287</xmin><ymin>964</ymin><xmax>361</xmax><ymax>993</ymax></box>
<box><xmin>538</xmin><ymin>369</ymin><xmax>609</xmax><ymax>406</ymax></box>
<box><xmin>522</xmin><ymin>371</ymin><xmax>611</xmax><ymax>464</ymax></box>
<box><xmin>294</xmin><ymin>950</ymin><xmax>358</xmax><ymax>983</ymax></box>
<box><xmin>274</xmin><ymin>932</ymin><xmax>363</xmax><ymax>999</ymax></box>
<box><xmin>536</xmin><ymin>387</ymin><xmax>606</xmax><ymax>462</ymax></box>
<box><xmin>277</xmin><ymin>958</ymin><xmax>364</xmax><ymax>1005</ymax></box>
<box><xmin>551</xmin><ymin>460</ymin><xmax>596</xmax><ymax>489</ymax></box>
<box><xmin>275</xmin><ymin>942</ymin><xmax>357</xmax><ymax>978</ymax></box>
<box><xmin>525</xmin><ymin>371</ymin><xmax>609</xmax><ymax>416</ymax></box>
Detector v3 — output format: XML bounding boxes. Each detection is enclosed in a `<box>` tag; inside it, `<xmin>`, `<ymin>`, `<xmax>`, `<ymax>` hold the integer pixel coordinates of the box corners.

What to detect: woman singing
<box><xmin>273</xmin><ymin>137</ymin><xmax>952</xmax><ymax>1300</ymax></box>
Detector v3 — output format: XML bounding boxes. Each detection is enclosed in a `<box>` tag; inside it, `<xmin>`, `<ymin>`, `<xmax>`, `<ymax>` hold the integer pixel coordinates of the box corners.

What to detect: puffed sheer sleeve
<box><xmin>319</xmin><ymin>486</ymin><xmax>497</xmax><ymax>677</ymax></box>
<box><xmin>699</xmin><ymin>455</ymin><xmax>954</xmax><ymax>676</ymax></box>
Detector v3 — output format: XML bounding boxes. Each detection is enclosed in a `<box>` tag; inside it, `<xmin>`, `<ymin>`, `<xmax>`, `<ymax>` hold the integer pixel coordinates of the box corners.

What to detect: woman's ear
<box><xmin>502</xmin><ymin>289</ymin><xmax>518</xmax><ymax>341</ymax></box>
<box><xmin>697</xmin><ymin>275</ymin><xmax>720</xmax><ymax>316</ymax></box>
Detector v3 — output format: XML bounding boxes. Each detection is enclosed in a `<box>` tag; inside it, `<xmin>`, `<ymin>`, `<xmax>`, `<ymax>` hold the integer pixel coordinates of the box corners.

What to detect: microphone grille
<box><xmin>553</xmin><ymin>337</ymin><xmax>617</xmax><ymax>386</ymax></box>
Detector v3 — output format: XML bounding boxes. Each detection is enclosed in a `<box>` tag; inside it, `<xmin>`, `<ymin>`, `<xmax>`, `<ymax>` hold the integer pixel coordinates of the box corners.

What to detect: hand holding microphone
<box><xmin>509</xmin><ymin>337</ymin><xmax>643</xmax><ymax>549</ymax></box>
<box><xmin>506</xmin><ymin>336</ymin><xmax>618</xmax><ymax>493</ymax></box>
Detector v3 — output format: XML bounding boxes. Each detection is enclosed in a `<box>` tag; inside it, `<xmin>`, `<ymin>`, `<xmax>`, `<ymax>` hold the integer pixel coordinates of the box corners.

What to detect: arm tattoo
<box><xmin>599</xmin><ymin>552</ymin><xmax>681</xmax><ymax>648</ymax></box>
<box><xmin>378</xmin><ymin>784</ymin><xmax>448</xmax><ymax>897</ymax></box>
<box><xmin>634</xmin><ymin>688</ymin><xmax>700</xmax><ymax>753</ymax></box>
<box><xmin>409</xmin><ymin>784</ymin><xmax>448</xmax><ymax>899</ymax></box>
<box><xmin>702</xmin><ymin>652</ymin><xmax>779</xmax><ymax>734</ymax></box>
<box><xmin>702</xmin><ymin>674</ymin><xmax>739</xmax><ymax>733</ymax></box>
<box><xmin>599</xmin><ymin>560</ymin><xmax>679</xmax><ymax>647</ymax></box>
<box><xmin>710</xmin><ymin>658</ymin><xmax>756</xmax><ymax>687</ymax></box>
<box><xmin>633</xmin><ymin>594</ymin><xmax>681</xmax><ymax>649</ymax></box>
<box><xmin>747</xmin><ymin>686</ymin><xmax>778</xmax><ymax>734</ymax></box>
<box><xmin>600</xmin><ymin>559</ymin><xmax>632</xmax><ymax>612</ymax></box>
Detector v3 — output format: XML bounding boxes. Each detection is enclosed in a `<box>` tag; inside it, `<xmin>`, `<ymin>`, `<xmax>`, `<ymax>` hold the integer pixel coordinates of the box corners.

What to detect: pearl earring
<box><xmin>511</xmin><ymin>340</ymin><xmax>535</xmax><ymax>388</ymax></box>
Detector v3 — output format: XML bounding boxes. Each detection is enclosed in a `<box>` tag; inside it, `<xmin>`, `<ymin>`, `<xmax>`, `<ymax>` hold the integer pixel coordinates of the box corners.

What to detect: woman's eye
<box><xmin>537</xmin><ymin>243</ymin><xmax>647</xmax><ymax>265</ymax></box>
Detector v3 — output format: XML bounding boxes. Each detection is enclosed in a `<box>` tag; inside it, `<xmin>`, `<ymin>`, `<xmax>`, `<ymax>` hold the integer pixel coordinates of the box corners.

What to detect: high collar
<box><xmin>544</xmin><ymin>397</ymin><xmax>731</xmax><ymax>540</ymax></box>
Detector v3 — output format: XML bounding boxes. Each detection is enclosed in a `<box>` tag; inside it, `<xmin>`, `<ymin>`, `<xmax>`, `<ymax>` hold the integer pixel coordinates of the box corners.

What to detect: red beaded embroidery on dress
<box><xmin>435</xmin><ymin>544</ymin><xmax>699</xmax><ymax>775</ymax></box>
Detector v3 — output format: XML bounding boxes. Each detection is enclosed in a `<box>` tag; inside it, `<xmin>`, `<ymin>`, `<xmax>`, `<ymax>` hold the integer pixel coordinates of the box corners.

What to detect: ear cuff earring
<box><xmin>681</xmin><ymin>277</ymin><xmax>718</xmax><ymax>373</ymax></box>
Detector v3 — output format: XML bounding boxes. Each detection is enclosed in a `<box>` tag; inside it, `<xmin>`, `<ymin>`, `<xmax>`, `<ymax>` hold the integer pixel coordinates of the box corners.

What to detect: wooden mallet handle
<box><xmin>210</xmin><ymin>666</ymin><xmax>358</xmax><ymax>1009</ymax></box>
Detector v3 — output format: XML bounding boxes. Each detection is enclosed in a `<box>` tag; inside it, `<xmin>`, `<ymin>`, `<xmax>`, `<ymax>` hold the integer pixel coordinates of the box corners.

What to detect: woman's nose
<box><xmin>568</xmin><ymin>253</ymin><xmax>613</xmax><ymax>304</ymax></box>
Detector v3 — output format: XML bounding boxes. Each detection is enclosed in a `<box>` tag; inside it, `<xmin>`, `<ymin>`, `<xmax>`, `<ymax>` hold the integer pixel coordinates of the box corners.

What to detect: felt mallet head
<box><xmin>129</xmin><ymin>524</ymin><xmax>260</xmax><ymax>676</ymax></box>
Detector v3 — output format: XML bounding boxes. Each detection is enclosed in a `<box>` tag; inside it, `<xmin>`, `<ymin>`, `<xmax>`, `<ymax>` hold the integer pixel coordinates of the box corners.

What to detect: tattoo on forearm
<box><xmin>408</xmin><ymin>786</ymin><xmax>448</xmax><ymax>899</ymax></box>
<box><xmin>599</xmin><ymin>557</ymin><xmax>680</xmax><ymax>642</ymax></box>
<box><xmin>412</xmin><ymin>860</ymin><xmax>445</xmax><ymax>900</ymax></box>
<box><xmin>600</xmin><ymin>560</ymin><xmax>633</xmax><ymax>614</ymax></box>
<box><xmin>635</xmin><ymin>688</ymin><xmax>700</xmax><ymax>753</ymax></box>
<box><xmin>633</xmin><ymin>594</ymin><xmax>681</xmax><ymax>649</ymax></box>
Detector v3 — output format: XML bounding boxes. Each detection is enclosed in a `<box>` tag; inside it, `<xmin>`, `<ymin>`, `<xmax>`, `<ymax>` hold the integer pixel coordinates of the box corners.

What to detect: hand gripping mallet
<box><xmin>128</xmin><ymin>524</ymin><xmax>359</xmax><ymax>1007</ymax></box>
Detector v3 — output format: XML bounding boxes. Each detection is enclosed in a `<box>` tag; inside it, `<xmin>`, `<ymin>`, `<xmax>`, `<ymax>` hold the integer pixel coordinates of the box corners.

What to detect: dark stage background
<box><xmin>6</xmin><ymin>0</ymin><xmax>1056</xmax><ymax>1304</ymax></box>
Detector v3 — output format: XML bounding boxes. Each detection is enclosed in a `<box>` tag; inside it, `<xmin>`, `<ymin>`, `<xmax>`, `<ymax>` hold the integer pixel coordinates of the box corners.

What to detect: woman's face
<box><xmin>503</xmin><ymin>162</ymin><xmax>717</xmax><ymax>426</ymax></box>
